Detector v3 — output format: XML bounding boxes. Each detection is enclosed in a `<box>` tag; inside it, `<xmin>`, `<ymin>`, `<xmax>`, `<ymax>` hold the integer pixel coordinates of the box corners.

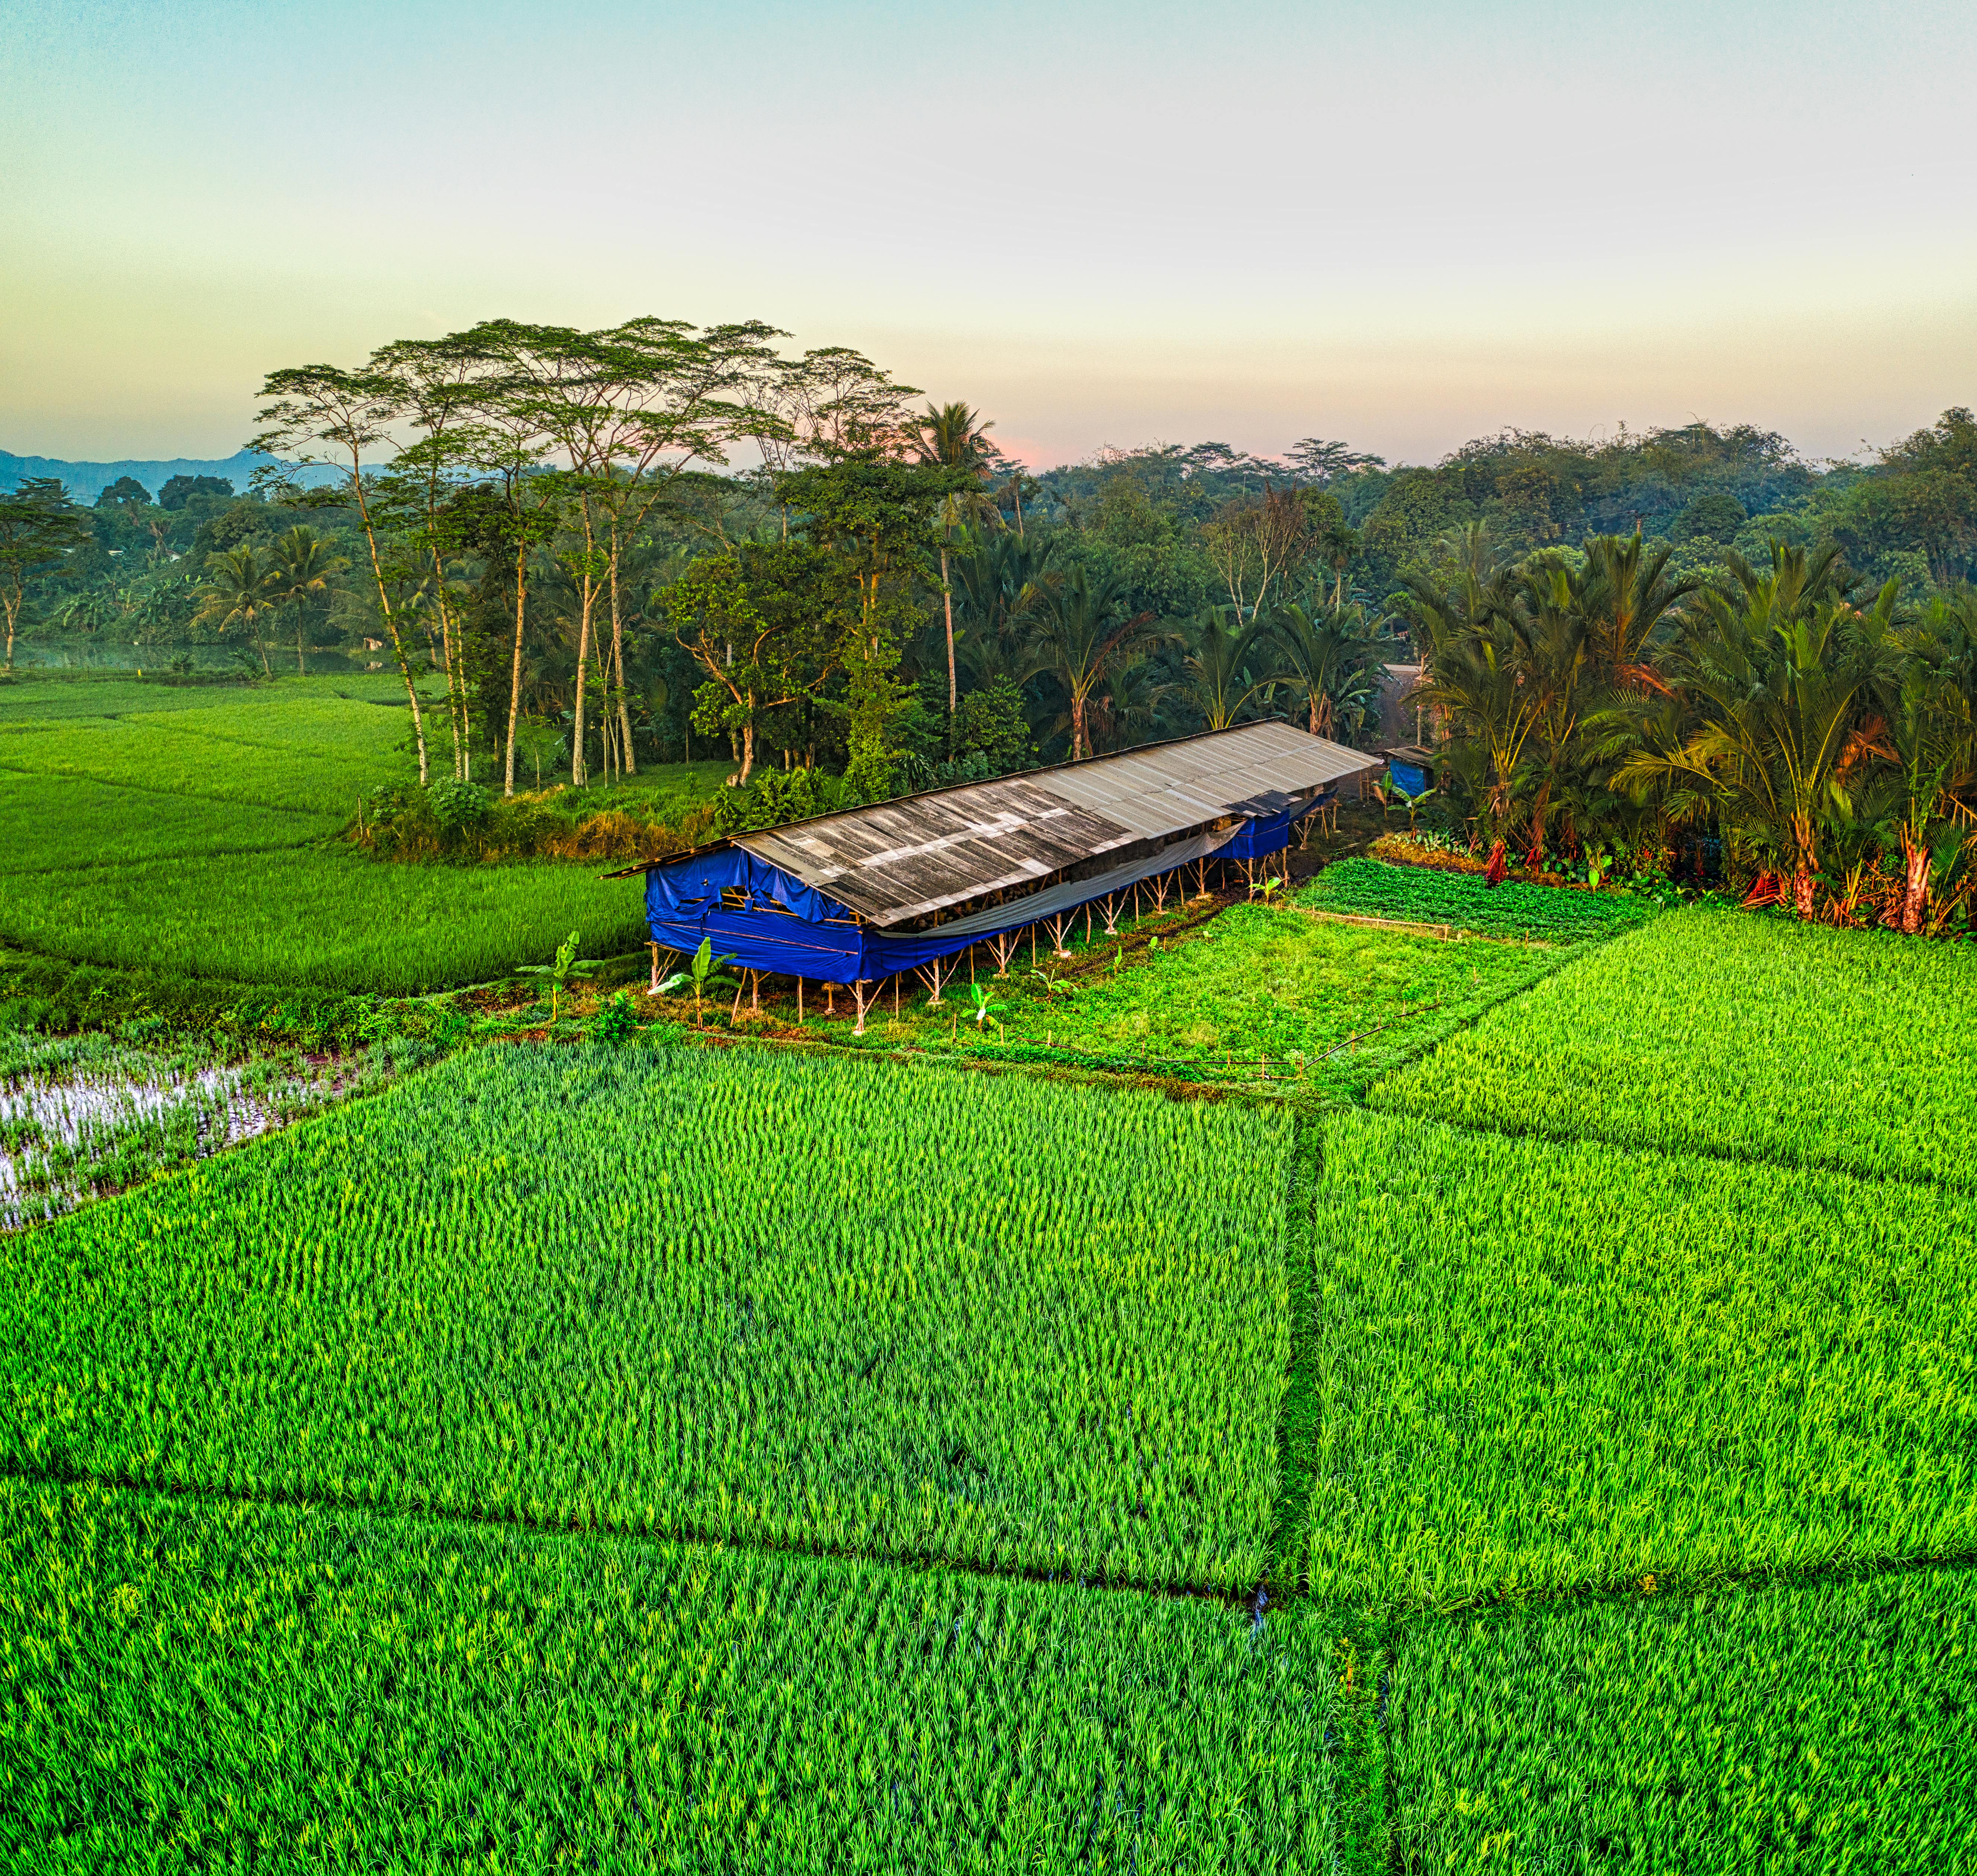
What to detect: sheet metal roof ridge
<box><xmin>598</xmin><ymin>719</ymin><xmax>1378</xmax><ymax>880</ymax></box>
<box><xmin>744</xmin><ymin>718</ymin><xmax>1367</xmax><ymax>843</ymax></box>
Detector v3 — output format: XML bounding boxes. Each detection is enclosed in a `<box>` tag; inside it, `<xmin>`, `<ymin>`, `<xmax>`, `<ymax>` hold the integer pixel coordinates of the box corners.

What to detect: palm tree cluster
<box><xmin>194</xmin><ymin>527</ymin><xmax>346</xmax><ymax>676</ymax></box>
<box><xmin>936</xmin><ymin>488</ymin><xmax>1398</xmax><ymax>765</ymax></box>
<box><xmin>1403</xmin><ymin>530</ymin><xmax>1977</xmax><ymax>933</ymax></box>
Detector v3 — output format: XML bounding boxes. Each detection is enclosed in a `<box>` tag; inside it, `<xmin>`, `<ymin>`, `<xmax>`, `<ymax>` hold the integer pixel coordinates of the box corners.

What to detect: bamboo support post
<box><xmin>797</xmin><ymin>977</ymin><xmax>804</xmax><ymax>1023</ymax></box>
<box><xmin>851</xmin><ymin>979</ymin><xmax>871</xmax><ymax>1035</ymax></box>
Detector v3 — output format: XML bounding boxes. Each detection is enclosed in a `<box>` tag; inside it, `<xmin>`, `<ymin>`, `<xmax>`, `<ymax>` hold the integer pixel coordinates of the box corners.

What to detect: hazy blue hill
<box><xmin>0</xmin><ymin>449</ymin><xmax>340</xmax><ymax>501</ymax></box>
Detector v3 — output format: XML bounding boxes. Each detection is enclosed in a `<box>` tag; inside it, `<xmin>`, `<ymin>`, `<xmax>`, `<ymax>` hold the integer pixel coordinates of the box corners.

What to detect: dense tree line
<box><xmin>5</xmin><ymin>318</ymin><xmax>1974</xmax><ymax>923</ymax></box>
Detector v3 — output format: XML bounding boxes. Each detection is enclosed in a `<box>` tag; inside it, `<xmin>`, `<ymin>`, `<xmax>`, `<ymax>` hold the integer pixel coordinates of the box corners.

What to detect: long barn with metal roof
<box><xmin>617</xmin><ymin>720</ymin><xmax>1377</xmax><ymax>1017</ymax></box>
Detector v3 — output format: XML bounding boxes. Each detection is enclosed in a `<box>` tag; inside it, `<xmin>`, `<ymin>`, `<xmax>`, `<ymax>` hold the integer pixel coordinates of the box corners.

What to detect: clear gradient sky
<box><xmin>4</xmin><ymin>0</ymin><xmax>1973</xmax><ymax>467</ymax></box>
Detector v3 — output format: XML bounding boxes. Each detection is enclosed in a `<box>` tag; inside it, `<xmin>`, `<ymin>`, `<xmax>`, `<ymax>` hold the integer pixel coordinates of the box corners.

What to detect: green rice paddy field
<box><xmin>0</xmin><ymin>700</ymin><xmax>1971</xmax><ymax>1869</ymax></box>
<box><xmin>0</xmin><ymin>673</ymin><xmax>712</xmax><ymax>990</ymax></box>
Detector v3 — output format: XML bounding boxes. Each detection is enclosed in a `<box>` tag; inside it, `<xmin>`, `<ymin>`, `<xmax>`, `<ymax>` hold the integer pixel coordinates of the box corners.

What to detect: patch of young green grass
<box><xmin>0</xmin><ymin>1045</ymin><xmax>1291</xmax><ymax>1590</ymax></box>
<box><xmin>1299</xmin><ymin>856</ymin><xmax>1653</xmax><ymax>942</ymax></box>
<box><xmin>0</xmin><ymin>849</ymin><xmax>649</xmax><ymax>992</ymax></box>
<box><xmin>1374</xmin><ymin>907</ymin><xmax>1977</xmax><ymax>1190</ymax></box>
<box><xmin>1386</xmin><ymin>1567</ymin><xmax>1977</xmax><ymax>1870</ymax></box>
<box><xmin>1300</xmin><ymin>1110</ymin><xmax>1977</xmax><ymax>1609</ymax></box>
<box><xmin>0</xmin><ymin>1479</ymin><xmax>1375</xmax><ymax>1874</ymax></box>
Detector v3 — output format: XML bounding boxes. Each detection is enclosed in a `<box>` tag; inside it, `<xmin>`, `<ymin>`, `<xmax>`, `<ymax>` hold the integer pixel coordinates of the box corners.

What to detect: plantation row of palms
<box><xmin>1403</xmin><ymin>529</ymin><xmax>1977</xmax><ymax>931</ymax></box>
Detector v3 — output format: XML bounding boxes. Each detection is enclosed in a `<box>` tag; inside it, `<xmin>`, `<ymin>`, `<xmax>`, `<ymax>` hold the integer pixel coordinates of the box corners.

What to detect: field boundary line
<box><xmin>0</xmin><ymin>1459</ymin><xmax>1272</xmax><ymax>1615</ymax></box>
<box><xmin>1296</xmin><ymin>905</ymin><xmax>1572</xmax><ymax>948</ymax></box>
<box><xmin>0</xmin><ymin>839</ymin><xmax>328</xmax><ymax>879</ymax></box>
<box><xmin>1264</xmin><ymin>1106</ymin><xmax>1325</xmax><ymax>1596</ymax></box>
<box><xmin>1363</xmin><ymin>1097</ymin><xmax>1973</xmax><ymax>1203</ymax></box>
<box><xmin>0</xmin><ymin>757</ymin><xmax>352</xmax><ymax>819</ymax></box>
<box><xmin>1377</xmin><ymin>1543</ymin><xmax>1977</xmax><ymax>1631</ymax></box>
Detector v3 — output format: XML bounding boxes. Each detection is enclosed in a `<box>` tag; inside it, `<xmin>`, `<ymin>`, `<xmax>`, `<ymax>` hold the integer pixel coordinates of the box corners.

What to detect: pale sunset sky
<box><xmin>4</xmin><ymin>0</ymin><xmax>1973</xmax><ymax>466</ymax></box>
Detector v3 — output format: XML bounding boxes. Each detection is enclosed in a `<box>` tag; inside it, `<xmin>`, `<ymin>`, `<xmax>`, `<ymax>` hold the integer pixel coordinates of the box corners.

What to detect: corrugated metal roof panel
<box><xmin>1030</xmin><ymin>719</ymin><xmax>1374</xmax><ymax>837</ymax></box>
<box><xmin>732</xmin><ymin>722</ymin><xmax>1378</xmax><ymax>925</ymax></box>
<box><xmin>736</xmin><ymin>776</ymin><xmax>1135</xmax><ymax>925</ymax></box>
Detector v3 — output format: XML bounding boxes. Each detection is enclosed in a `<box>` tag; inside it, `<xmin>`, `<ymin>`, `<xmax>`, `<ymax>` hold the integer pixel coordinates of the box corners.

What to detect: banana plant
<box><xmin>1251</xmin><ymin>875</ymin><xmax>1285</xmax><ymax>904</ymax></box>
<box><xmin>516</xmin><ymin>930</ymin><xmax>596</xmax><ymax>1024</ymax></box>
<box><xmin>658</xmin><ymin>937</ymin><xmax>741</xmax><ymax>1028</ymax></box>
<box><xmin>967</xmin><ymin>982</ymin><xmax>1004</xmax><ymax>1029</ymax></box>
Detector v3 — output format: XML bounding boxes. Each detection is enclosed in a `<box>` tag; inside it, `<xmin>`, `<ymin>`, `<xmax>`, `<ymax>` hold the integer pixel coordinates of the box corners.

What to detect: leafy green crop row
<box><xmin>0</xmin><ymin>1479</ymin><xmax>1372</xmax><ymax>1873</ymax></box>
<box><xmin>1299</xmin><ymin>857</ymin><xmax>1652</xmax><ymax>942</ymax></box>
<box><xmin>1299</xmin><ymin>1110</ymin><xmax>1977</xmax><ymax>1609</ymax></box>
<box><xmin>0</xmin><ymin>1046</ymin><xmax>1291</xmax><ymax>1589</ymax></box>
<box><xmin>1375</xmin><ymin>907</ymin><xmax>1977</xmax><ymax>1190</ymax></box>
<box><xmin>1387</xmin><ymin>1566</ymin><xmax>1977</xmax><ymax>1869</ymax></box>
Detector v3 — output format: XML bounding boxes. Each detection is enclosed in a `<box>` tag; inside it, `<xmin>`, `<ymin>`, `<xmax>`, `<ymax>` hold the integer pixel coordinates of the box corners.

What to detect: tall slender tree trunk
<box><xmin>3</xmin><ymin>593</ymin><xmax>17</xmax><ymax>668</ymax></box>
<box><xmin>941</xmin><ymin>544</ymin><xmax>956</xmax><ymax>716</ymax></box>
<box><xmin>572</xmin><ymin>594</ymin><xmax>593</xmax><ymax>787</ymax></box>
<box><xmin>504</xmin><ymin>544</ymin><xmax>528</xmax><ymax>798</ymax></box>
<box><xmin>349</xmin><ymin>472</ymin><xmax>426</xmax><ymax>785</ymax></box>
<box><xmin>609</xmin><ymin>529</ymin><xmax>636</xmax><ymax>775</ymax></box>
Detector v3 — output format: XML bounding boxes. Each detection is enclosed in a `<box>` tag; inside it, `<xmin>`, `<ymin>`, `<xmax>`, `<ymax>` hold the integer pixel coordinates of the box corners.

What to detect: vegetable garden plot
<box><xmin>1375</xmin><ymin>907</ymin><xmax>1977</xmax><ymax>1190</ymax></box>
<box><xmin>0</xmin><ymin>1480</ymin><xmax>1372</xmax><ymax>1875</ymax></box>
<box><xmin>1300</xmin><ymin>1112</ymin><xmax>1977</xmax><ymax>1609</ymax></box>
<box><xmin>0</xmin><ymin>1047</ymin><xmax>1291</xmax><ymax>1589</ymax></box>
<box><xmin>904</xmin><ymin>902</ymin><xmax>1569</xmax><ymax>1097</ymax></box>
<box><xmin>1386</xmin><ymin>1566</ymin><xmax>1977</xmax><ymax>1870</ymax></box>
<box><xmin>1298</xmin><ymin>856</ymin><xmax>1653</xmax><ymax>943</ymax></box>
<box><xmin>0</xmin><ymin>847</ymin><xmax>647</xmax><ymax>992</ymax></box>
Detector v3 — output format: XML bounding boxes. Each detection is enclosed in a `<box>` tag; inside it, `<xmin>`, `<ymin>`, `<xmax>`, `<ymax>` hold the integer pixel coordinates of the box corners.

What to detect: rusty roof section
<box><xmin>734</xmin><ymin>720</ymin><xmax>1378</xmax><ymax>927</ymax></box>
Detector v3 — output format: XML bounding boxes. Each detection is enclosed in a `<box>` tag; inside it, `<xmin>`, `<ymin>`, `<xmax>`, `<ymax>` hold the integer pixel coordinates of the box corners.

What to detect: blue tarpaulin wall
<box><xmin>644</xmin><ymin>813</ymin><xmax>1290</xmax><ymax>984</ymax></box>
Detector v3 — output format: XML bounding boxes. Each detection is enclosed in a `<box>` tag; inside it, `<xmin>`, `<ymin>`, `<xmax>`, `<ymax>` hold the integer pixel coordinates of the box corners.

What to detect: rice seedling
<box><xmin>1374</xmin><ymin>907</ymin><xmax>1977</xmax><ymax>1190</ymax></box>
<box><xmin>0</xmin><ymin>1046</ymin><xmax>1292</xmax><ymax>1588</ymax></box>
<box><xmin>0</xmin><ymin>1479</ymin><xmax>1374</xmax><ymax>1872</ymax></box>
<box><xmin>1298</xmin><ymin>1110</ymin><xmax>1977</xmax><ymax>1608</ymax></box>
<box><xmin>1386</xmin><ymin>1566</ymin><xmax>1977</xmax><ymax>1870</ymax></box>
<box><xmin>1298</xmin><ymin>856</ymin><xmax>1653</xmax><ymax>942</ymax></box>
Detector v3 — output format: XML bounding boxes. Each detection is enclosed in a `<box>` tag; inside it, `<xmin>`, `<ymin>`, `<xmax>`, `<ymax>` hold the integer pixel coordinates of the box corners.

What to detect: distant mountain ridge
<box><xmin>0</xmin><ymin>448</ymin><xmax>339</xmax><ymax>501</ymax></box>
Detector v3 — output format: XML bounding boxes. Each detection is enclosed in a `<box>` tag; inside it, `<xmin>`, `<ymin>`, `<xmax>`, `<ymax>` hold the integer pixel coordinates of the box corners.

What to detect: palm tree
<box><xmin>1572</xmin><ymin>532</ymin><xmax>1701</xmax><ymax>692</ymax></box>
<box><xmin>196</xmin><ymin>545</ymin><xmax>280</xmax><ymax>677</ymax></box>
<box><xmin>265</xmin><ymin>525</ymin><xmax>347</xmax><ymax>671</ymax></box>
<box><xmin>1020</xmin><ymin>567</ymin><xmax>1171</xmax><ymax>761</ymax></box>
<box><xmin>1263</xmin><ymin>597</ymin><xmax>1390</xmax><ymax>740</ymax></box>
<box><xmin>908</xmin><ymin>401</ymin><xmax>999</xmax><ymax>718</ymax></box>
<box><xmin>1614</xmin><ymin>546</ymin><xmax>1900</xmax><ymax>917</ymax></box>
<box><xmin>1182</xmin><ymin>606</ymin><xmax>1272</xmax><ymax>729</ymax></box>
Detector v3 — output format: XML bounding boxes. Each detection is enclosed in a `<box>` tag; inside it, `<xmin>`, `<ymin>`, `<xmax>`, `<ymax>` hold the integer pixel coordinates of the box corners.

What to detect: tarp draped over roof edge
<box><xmin>644</xmin><ymin>810</ymin><xmax>1294</xmax><ymax>985</ymax></box>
